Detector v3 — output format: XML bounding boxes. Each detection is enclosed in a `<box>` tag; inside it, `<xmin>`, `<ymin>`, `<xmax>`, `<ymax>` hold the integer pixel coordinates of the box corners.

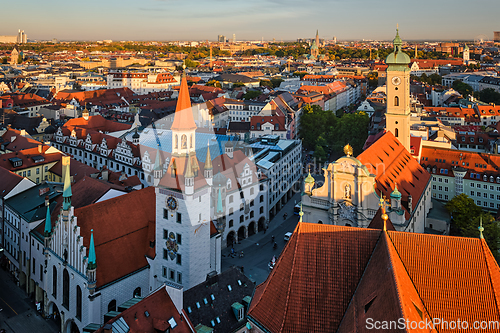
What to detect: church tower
<box><xmin>385</xmin><ymin>28</ymin><xmax>411</xmax><ymax>152</ymax></box>
<box><xmin>153</xmin><ymin>69</ymin><xmax>219</xmax><ymax>291</ymax></box>
<box><xmin>463</xmin><ymin>44</ymin><xmax>470</xmax><ymax>65</ymax></box>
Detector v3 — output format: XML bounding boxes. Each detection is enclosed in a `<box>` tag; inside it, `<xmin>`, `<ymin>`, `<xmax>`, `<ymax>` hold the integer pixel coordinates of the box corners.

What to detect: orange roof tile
<box><xmin>357</xmin><ymin>132</ymin><xmax>431</xmax><ymax>219</ymax></box>
<box><xmin>75</xmin><ymin>187</ymin><xmax>156</xmax><ymax>288</ymax></box>
<box><xmin>250</xmin><ymin>223</ymin><xmax>500</xmax><ymax>333</ymax></box>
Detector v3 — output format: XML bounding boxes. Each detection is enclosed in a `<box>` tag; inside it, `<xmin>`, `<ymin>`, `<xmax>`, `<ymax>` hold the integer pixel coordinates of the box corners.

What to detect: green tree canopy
<box><xmin>445</xmin><ymin>193</ymin><xmax>500</xmax><ymax>262</ymax></box>
<box><xmin>452</xmin><ymin>80</ymin><xmax>473</xmax><ymax>97</ymax></box>
<box><xmin>243</xmin><ymin>90</ymin><xmax>262</xmax><ymax>100</ymax></box>
<box><xmin>478</xmin><ymin>88</ymin><xmax>500</xmax><ymax>105</ymax></box>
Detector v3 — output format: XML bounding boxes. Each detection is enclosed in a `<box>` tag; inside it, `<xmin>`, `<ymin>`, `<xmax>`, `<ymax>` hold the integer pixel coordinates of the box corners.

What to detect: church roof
<box><xmin>367</xmin><ymin>207</ymin><xmax>396</xmax><ymax>231</ymax></box>
<box><xmin>171</xmin><ymin>76</ymin><xmax>197</xmax><ymax>132</ymax></box>
<box><xmin>248</xmin><ymin>222</ymin><xmax>500</xmax><ymax>332</ymax></box>
<box><xmin>96</xmin><ymin>287</ymin><xmax>193</xmax><ymax>333</ymax></box>
<box><xmin>357</xmin><ymin>131</ymin><xmax>430</xmax><ymax>220</ymax></box>
<box><xmin>74</xmin><ymin>187</ymin><xmax>156</xmax><ymax>288</ymax></box>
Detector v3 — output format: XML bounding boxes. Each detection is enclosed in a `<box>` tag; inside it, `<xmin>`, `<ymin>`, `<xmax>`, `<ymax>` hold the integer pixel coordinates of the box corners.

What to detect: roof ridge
<box><xmin>479</xmin><ymin>238</ymin><xmax>500</xmax><ymax>318</ymax></box>
<box><xmin>386</xmin><ymin>232</ymin><xmax>434</xmax><ymax>324</ymax></box>
<box><xmin>336</xmin><ymin>230</ymin><xmax>384</xmax><ymax>332</ymax></box>
<box><xmin>279</xmin><ymin>222</ymin><xmax>302</xmax><ymax>333</ymax></box>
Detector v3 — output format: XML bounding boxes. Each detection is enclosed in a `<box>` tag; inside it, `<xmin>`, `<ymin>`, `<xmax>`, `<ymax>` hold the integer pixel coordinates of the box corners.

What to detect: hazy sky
<box><xmin>1</xmin><ymin>0</ymin><xmax>498</xmax><ymax>41</ymax></box>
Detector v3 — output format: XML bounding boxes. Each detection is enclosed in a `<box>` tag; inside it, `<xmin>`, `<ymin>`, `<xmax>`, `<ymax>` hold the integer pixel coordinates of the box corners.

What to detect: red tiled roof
<box><xmin>0</xmin><ymin>165</ymin><xmax>25</xmax><ymax>197</ymax></box>
<box><xmin>96</xmin><ymin>287</ymin><xmax>193</xmax><ymax>333</ymax></box>
<box><xmin>75</xmin><ymin>187</ymin><xmax>156</xmax><ymax>288</ymax></box>
<box><xmin>0</xmin><ymin>145</ymin><xmax>63</xmax><ymax>172</ymax></box>
<box><xmin>62</xmin><ymin>114</ymin><xmax>131</xmax><ymax>133</ymax></box>
<box><xmin>248</xmin><ymin>223</ymin><xmax>382</xmax><ymax>332</ymax></box>
<box><xmin>1</xmin><ymin>128</ymin><xmax>41</xmax><ymax>152</ymax></box>
<box><xmin>250</xmin><ymin>115</ymin><xmax>286</xmax><ymax>131</ymax></box>
<box><xmin>420</xmin><ymin>146</ymin><xmax>500</xmax><ymax>182</ymax></box>
<box><xmin>250</xmin><ymin>223</ymin><xmax>500</xmax><ymax>333</ymax></box>
<box><xmin>357</xmin><ymin>132</ymin><xmax>431</xmax><ymax>219</ymax></box>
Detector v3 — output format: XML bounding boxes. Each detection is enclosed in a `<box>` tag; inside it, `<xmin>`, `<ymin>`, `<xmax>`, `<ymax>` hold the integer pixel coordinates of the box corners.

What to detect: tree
<box><xmin>243</xmin><ymin>90</ymin><xmax>262</xmax><ymax>100</ymax></box>
<box><xmin>184</xmin><ymin>59</ymin><xmax>199</xmax><ymax>68</ymax></box>
<box><xmin>260</xmin><ymin>80</ymin><xmax>272</xmax><ymax>88</ymax></box>
<box><xmin>232</xmin><ymin>82</ymin><xmax>245</xmax><ymax>88</ymax></box>
<box><xmin>206</xmin><ymin>80</ymin><xmax>221</xmax><ymax>88</ymax></box>
<box><xmin>0</xmin><ymin>57</ymin><xmax>7</xmax><ymax>64</ymax></box>
<box><xmin>452</xmin><ymin>81</ymin><xmax>473</xmax><ymax>97</ymax></box>
<box><xmin>270</xmin><ymin>78</ymin><xmax>284</xmax><ymax>88</ymax></box>
<box><xmin>445</xmin><ymin>194</ymin><xmax>500</xmax><ymax>262</ymax></box>
<box><xmin>478</xmin><ymin>88</ymin><xmax>500</xmax><ymax>105</ymax></box>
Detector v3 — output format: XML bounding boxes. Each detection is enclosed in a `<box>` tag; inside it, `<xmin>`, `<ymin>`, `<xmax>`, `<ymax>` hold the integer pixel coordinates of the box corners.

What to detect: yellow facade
<box><xmin>15</xmin><ymin>161</ymin><xmax>58</xmax><ymax>184</ymax></box>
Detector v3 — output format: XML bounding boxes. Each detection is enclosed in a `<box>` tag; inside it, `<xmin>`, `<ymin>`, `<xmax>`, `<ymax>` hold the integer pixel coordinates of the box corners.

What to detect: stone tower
<box><xmin>385</xmin><ymin>28</ymin><xmax>411</xmax><ymax>152</ymax></box>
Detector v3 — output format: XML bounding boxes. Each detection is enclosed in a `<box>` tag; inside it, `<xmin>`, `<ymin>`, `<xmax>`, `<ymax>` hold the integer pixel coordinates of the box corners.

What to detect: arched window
<box><xmin>394</xmin><ymin>96</ymin><xmax>399</xmax><ymax>106</ymax></box>
<box><xmin>52</xmin><ymin>266</ymin><xmax>57</xmax><ymax>299</ymax></box>
<box><xmin>63</xmin><ymin>269</ymin><xmax>70</xmax><ymax>309</ymax></box>
<box><xmin>108</xmin><ymin>300</ymin><xmax>117</xmax><ymax>313</ymax></box>
<box><xmin>395</xmin><ymin>128</ymin><xmax>399</xmax><ymax>138</ymax></box>
<box><xmin>190</xmin><ymin>134</ymin><xmax>193</xmax><ymax>148</ymax></box>
<box><xmin>134</xmin><ymin>287</ymin><xmax>141</xmax><ymax>298</ymax></box>
<box><xmin>181</xmin><ymin>135</ymin><xmax>187</xmax><ymax>149</ymax></box>
<box><xmin>174</xmin><ymin>135</ymin><xmax>178</xmax><ymax>149</ymax></box>
<box><xmin>76</xmin><ymin>286</ymin><xmax>82</xmax><ymax>321</ymax></box>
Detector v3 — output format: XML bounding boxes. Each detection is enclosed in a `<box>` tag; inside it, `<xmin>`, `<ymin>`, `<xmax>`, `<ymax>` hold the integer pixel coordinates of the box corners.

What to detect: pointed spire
<box><xmin>217</xmin><ymin>185</ymin><xmax>223</xmax><ymax>215</ymax></box>
<box><xmin>171</xmin><ymin>74</ymin><xmax>196</xmax><ymax>131</ymax></box>
<box><xmin>479</xmin><ymin>216</ymin><xmax>485</xmax><ymax>239</ymax></box>
<box><xmin>62</xmin><ymin>156</ymin><xmax>72</xmax><ymax>210</ymax></box>
<box><xmin>185</xmin><ymin>155</ymin><xmax>194</xmax><ymax>178</ymax></box>
<box><xmin>205</xmin><ymin>142</ymin><xmax>213</xmax><ymax>170</ymax></box>
<box><xmin>88</xmin><ymin>229</ymin><xmax>96</xmax><ymax>270</ymax></box>
<box><xmin>44</xmin><ymin>203</ymin><xmax>51</xmax><ymax>237</ymax></box>
<box><xmin>153</xmin><ymin>144</ymin><xmax>162</xmax><ymax>171</ymax></box>
<box><xmin>299</xmin><ymin>203</ymin><xmax>304</xmax><ymax>223</ymax></box>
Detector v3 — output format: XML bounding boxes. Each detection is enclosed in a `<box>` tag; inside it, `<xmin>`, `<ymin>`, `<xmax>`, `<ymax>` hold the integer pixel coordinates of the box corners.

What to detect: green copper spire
<box><xmin>385</xmin><ymin>26</ymin><xmax>410</xmax><ymax>67</ymax></box>
<box><xmin>479</xmin><ymin>216</ymin><xmax>484</xmax><ymax>239</ymax></box>
<box><xmin>88</xmin><ymin>229</ymin><xmax>96</xmax><ymax>270</ymax></box>
<box><xmin>217</xmin><ymin>184</ymin><xmax>223</xmax><ymax>215</ymax></box>
<box><xmin>44</xmin><ymin>203</ymin><xmax>51</xmax><ymax>237</ymax></box>
<box><xmin>62</xmin><ymin>156</ymin><xmax>72</xmax><ymax>210</ymax></box>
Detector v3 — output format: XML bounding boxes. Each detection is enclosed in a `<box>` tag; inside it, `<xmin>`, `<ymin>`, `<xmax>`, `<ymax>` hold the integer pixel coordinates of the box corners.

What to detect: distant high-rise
<box><xmin>0</xmin><ymin>29</ymin><xmax>27</xmax><ymax>44</ymax></box>
<box><xmin>217</xmin><ymin>35</ymin><xmax>225</xmax><ymax>43</ymax></box>
<box><xmin>17</xmin><ymin>30</ymin><xmax>27</xmax><ymax>43</ymax></box>
<box><xmin>333</xmin><ymin>36</ymin><xmax>337</xmax><ymax>44</ymax></box>
<box><xmin>494</xmin><ymin>31</ymin><xmax>500</xmax><ymax>42</ymax></box>
<box><xmin>232</xmin><ymin>34</ymin><xmax>236</xmax><ymax>43</ymax></box>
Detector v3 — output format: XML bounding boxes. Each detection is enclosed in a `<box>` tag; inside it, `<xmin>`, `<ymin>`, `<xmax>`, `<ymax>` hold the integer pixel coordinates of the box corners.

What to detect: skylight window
<box><xmin>238</xmin><ymin>280</ymin><xmax>242</xmax><ymax>286</ymax></box>
<box><xmin>187</xmin><ymin>307</ymin><xmax>192</xmax><ymax>313</ymax></box>
<box><xmin>210</xmin><ymin>294</ymin><xmax>215</xmax><ymax>301</ymax></box>
<box><xmin>196</xmin><ymin>302</ymin><xmax>201</xmax><ymax>308</ymax></box>
<box><xmin>168</xmin><ymin>317</ymin><xmax>177</xmax><ymax>328</ymax></box>
<box><xmin>228</xmin><ymin>285</ymin><xmax>232</xmax><ymax>291</ymax></box>
<box><xmin>203</xmin><ymin>298</ymin><xmax>208</xmax><ymax>305</ymax></box>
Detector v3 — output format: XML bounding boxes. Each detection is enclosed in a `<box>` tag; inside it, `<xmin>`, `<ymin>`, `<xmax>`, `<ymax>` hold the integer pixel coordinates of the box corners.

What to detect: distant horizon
<box><xmin>1</xmin><ymin>0</ymin><xmax>499</xmax><ymax>42</ymax></box>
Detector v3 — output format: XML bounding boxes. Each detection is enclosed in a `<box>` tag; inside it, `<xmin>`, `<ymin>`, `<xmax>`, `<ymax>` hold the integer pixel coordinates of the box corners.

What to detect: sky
<box><xmin>1</xmin><ymin>0</ymin><xmax>499</xmax><ymax>42</ymax></box>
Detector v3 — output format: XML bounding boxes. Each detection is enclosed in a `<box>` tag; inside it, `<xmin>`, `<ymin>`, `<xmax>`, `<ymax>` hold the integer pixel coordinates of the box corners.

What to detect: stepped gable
<box><xmin>357</xmin><ymin>131</ymin><xmax>430</xmax><ymax>219</ymax></box>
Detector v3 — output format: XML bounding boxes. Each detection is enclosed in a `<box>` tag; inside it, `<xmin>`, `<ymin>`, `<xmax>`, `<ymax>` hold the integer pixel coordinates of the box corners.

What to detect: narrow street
<box><xmin>0</xmin><ymin>267</ymin><xmax>59</xmax><ymax>333</ymax></box>
<box><xmin>222</xmin><ymin>191</ymin><xmax>302</xmax><ymax>285</ymax></box>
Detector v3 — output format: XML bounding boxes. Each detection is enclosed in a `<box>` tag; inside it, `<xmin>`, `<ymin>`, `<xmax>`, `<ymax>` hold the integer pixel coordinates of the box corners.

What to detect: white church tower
<box><xmin>385</xmin><ymin>27</ymin><xmax>411</xmax><ymax>153</ymax></box>
<box><xmin>152</xmin><ymin>73</ymin><xmax>221</xmax><ymax>291</ymax></box>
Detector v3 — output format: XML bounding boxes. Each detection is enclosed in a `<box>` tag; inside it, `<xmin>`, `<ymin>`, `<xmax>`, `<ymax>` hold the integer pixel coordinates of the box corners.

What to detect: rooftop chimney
<box><xmin>38</xmin><ymin>144</ymin><xmax>42</xmax><ymax>154</ymax></box>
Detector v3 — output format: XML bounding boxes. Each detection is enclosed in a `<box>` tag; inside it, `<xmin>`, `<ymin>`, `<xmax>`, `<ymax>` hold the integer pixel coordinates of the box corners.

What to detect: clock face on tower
<box><xmin>391</xmin><ymin>76</ymin><xmax>401</xmax><ymax>86</ymax></box>
<box><xmin>166</xmin><ymin>196</ymin><xmax>178</xmax><ymax>211</ymax></box>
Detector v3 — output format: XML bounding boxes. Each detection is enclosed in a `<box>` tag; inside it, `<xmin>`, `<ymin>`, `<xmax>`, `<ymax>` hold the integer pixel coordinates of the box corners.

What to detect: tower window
<box><xmin>395</xmin><ymin>128</ymin><xmax>399</xmax><ymax>138</ymax></box>
<box><xmin>394</xmin><ymin>96</ymin><xmax>399</xmax><ymax>107</ymax></box>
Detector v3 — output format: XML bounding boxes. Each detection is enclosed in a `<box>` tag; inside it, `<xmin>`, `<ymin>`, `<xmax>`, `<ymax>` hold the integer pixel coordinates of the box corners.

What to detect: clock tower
<box><xmin>385</xmin><ymin>28</ymin><xmax>411</xmax><ymax>152</ymax></box>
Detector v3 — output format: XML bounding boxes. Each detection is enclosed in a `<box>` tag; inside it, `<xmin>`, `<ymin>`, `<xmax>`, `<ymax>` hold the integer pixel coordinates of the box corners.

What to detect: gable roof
<box><xmin>97</xmin><ymin>287</ymin><xmax>193</xmax><ymax>333</ymax></box>
<box><xmin>249</xmin><ymin>222</ymin><xmax>500</xmax><ymax>332</ymax></box>
<box><xmin>74</xmin><ymin>187</ymin><xmax>156</xmax><ymax>288</ymax></box>
<box><xmin>0</xmin><ymin>165</ymin><xmax>25</xmax><ymax>198</ymax></box>
<box><xmin>357</xmin><ymin>132</ymin><xmax>431</xmax><ymax>220</ymax></box>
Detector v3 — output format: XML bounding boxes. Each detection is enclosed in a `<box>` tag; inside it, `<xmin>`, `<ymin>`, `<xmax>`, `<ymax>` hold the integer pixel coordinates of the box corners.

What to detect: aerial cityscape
<box><xmin>1</xmin><ymin>5</ymin><xmax>500</xmax><ymax>333</ymax></box>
